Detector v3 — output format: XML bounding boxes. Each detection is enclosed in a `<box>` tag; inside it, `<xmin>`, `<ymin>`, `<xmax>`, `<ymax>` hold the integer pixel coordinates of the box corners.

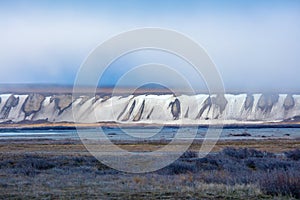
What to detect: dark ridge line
<box><xmin>133</xmin><ymin>100</ymin><xmax>145</xmax><ymax>121</ymax></box>
<box><xmin>244</xmin><ymin>94</ymin><xmax>254</xmax><ymax>110</ymax></box>
<box><xmin>122</xmin><ymin>100</ymin><xmax>136</xmax><ymax>121</ymax></box>
<box><xmin>184</xmin><ymin>107</ymin><xmax>189</xmax><ymax>118</ymax></box>
<box><xmin>117</xmin><ymin>101</ymin><xmax>130</xmax><ymax>121</ymax></box>
<box><xmin>196</xmin><ymin>97</ymin><xmax>211</xmax><ymax>119</ymax></box>
<box><xmin>146</xmin><ymin>107</ymin><xmax>154</xmax><ymax>119</ymax></box>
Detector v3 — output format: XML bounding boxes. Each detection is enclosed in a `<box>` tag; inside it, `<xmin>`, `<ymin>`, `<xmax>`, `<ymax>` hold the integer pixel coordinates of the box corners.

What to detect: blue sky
<box><xmin>0</xmin><ymin>0</ymin><xmax>299</xmax><ymax>92</ymax></box>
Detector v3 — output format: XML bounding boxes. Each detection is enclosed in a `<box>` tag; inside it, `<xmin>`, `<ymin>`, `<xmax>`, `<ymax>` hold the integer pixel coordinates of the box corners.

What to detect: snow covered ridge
<box><xmin>0</xmin><ymin>93</ymin><xmax>299</xmax><ymax>124</ymax></box>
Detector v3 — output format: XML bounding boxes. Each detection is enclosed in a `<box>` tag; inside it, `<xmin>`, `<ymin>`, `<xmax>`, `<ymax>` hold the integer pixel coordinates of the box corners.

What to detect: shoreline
<box><xmin>1</xmin><ymin>121</ymin><xmax>300</xmax><ymax>131</ymax></box>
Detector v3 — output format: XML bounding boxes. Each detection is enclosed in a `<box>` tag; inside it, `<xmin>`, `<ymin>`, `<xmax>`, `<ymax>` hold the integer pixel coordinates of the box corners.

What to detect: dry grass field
<box><xmin>0</xmin><ymin>138</ymin><xmax>299</xmax><ymax>199</ymax></box>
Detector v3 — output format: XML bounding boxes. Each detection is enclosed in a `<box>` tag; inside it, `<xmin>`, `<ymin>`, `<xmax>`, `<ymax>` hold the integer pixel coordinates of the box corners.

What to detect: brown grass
<box><xmin>0</xmin><ymin>138</ymin><xmax>299</xmax><ymax>156</ymax></box>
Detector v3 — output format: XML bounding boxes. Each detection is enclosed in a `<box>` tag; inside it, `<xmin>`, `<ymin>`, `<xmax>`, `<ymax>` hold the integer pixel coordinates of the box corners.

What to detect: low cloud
<box><xmin>0</xmin><ymin>1</ymin><xmax>299</xmax><ymax>92</ymax></box>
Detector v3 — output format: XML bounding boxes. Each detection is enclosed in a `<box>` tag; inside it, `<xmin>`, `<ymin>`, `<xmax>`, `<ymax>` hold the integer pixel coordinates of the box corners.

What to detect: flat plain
<box><xmin>0</xmin><ymin>138</ymin><xmax>299</xmax><ymax>199</ymax></box>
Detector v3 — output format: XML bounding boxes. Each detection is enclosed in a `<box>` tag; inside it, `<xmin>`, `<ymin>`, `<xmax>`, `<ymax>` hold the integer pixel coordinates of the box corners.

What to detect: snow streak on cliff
<box><xmin>0</xmin><ymin>93</ymin><xmax>299</xmax><ymax>124</ymax></box>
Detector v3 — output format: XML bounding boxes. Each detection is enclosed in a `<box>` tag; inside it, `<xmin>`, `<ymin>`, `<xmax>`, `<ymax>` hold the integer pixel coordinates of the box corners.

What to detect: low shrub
<box><xmin>259</xmin><ymin>169</ymin><xmax>300</xmax><ymax>198</ymax></box>
<box><xmin>285</xmin><ymin>149</ymin><xmax>300</xmax><ymax>161</ymax></box>
<box><xmin>1</xmin><ymin>148</ymin><xmax>299</xmax><ymax>198</ymax></box>
<box><xmin>195</xmin><ymin>157</ymin><xmax>220</xmax><ymax>170</ymax></box>
<box><xmin>180</xmin><ymin>151</ymin><xmax>198</xmax><ymax>159</ymax></box>
<box><xmin>167</xmin><ymin>161</ymin><xmax>196</xmax><ymax>174</ymax></box>
<box><xmin>244</xmin><ymin>158</ymin><xmax>292</xmax><ymax>171</ymax></box>
<box><xmin>15</xmin><ymin>156</ymin><xmax>55</xmax><ymax>170</ymax></box>
<box><xmin>222</xmin><ymin>147</ymin><xmax>274</xmax><ymax>159</ymax></box>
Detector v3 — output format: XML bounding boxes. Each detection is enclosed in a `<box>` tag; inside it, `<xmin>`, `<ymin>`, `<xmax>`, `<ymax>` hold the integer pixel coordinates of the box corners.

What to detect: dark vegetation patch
<box><xmin>260</xmin><ymin>169</ymin><xmax>300</xmax><ymax>198</ymax></box>
<box><xmin>0</xmin><ymin>155</ymin><xmax>116</xmax><ymax>177</ymax></box>
<box><xmin>0</xmin><ymin>148</ymin><xmax>299</xmax><ymax>198</ymax></box>
<box><xmin>159</xmin><ymin>148</ymin><xmax>300</xmax><ymax>198</ymax></box>
<box><xmin>285</xmin><ymin>148</ymin><xmax>300</xmax><ymax>161</ymax></box>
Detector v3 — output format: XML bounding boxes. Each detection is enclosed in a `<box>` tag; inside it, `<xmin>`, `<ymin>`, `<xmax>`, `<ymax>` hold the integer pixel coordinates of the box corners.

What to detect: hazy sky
<box><xmin>0</xmin><ymin>0</ymin><xmax>299</xmax><ymax>92</ymax></box>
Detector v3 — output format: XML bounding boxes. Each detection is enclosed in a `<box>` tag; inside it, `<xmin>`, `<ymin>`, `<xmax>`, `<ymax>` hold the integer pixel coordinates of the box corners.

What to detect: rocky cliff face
<box><xmin>0</xmin><ymin>93</ymin><xmax>300</xmax><ymax>124</ymax></box>
<box><xmin>0</xmin><ymin>95</ymin><xmax>19</xmax><ymax>119</ymax></box>
<box><xmin>22</xmin><ymin>94</ymin><xmax>45</xmax><ymax>117</ymax></box>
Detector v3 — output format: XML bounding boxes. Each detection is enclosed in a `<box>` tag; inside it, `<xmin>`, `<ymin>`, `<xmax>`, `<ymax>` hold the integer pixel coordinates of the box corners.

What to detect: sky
<box><xmin>0</xmin><ymin>0</ymin><xmax>300</xmax><ymax>92</ymax></box>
